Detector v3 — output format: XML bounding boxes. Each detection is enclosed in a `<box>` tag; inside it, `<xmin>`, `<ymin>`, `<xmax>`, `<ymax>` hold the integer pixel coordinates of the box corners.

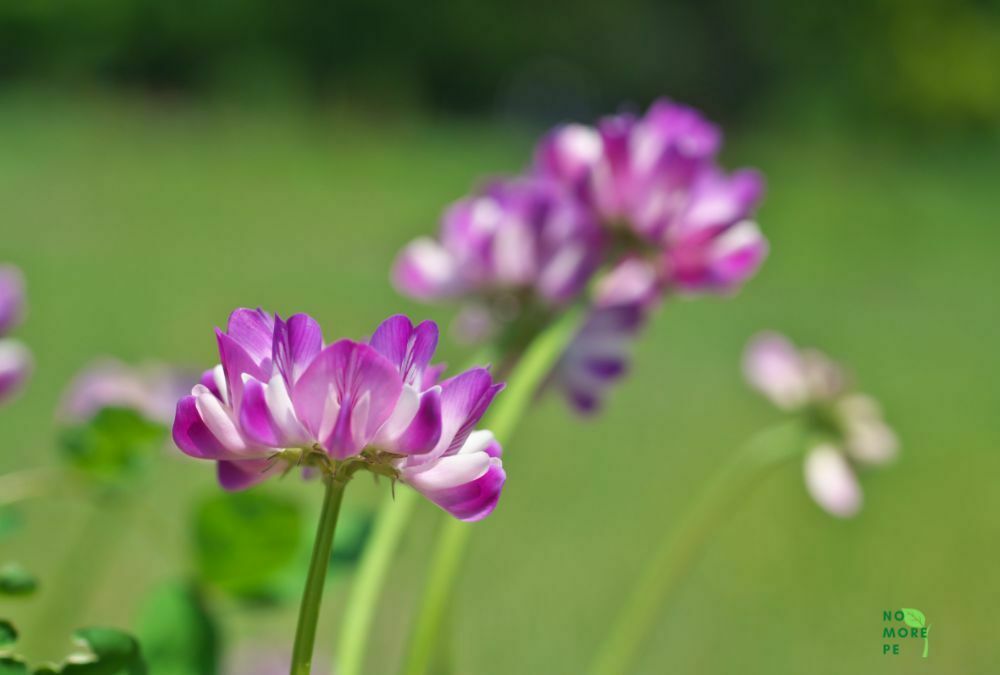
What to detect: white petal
<box><xmin>194</xmin><ymin>389</ymin><xmax>247</xmax><ymax>453</ymax></box>
<box><xmin>458</xmin><ymin>429</ymin><xmax>496</xmax><ymax>455</ymax></box>
<box><xmin>372</xmin><ymin>384</ymin><xmax>420</xmax><ymax>445</ymax></box>
<box><xmin>742</xmin><ymin>332</ymin><xmax>810</xmax><ymax>410</ymax></box>
<box><xmin>404</xmin><ymin>452</ymin><xmax>490</xmax><ymax>491</ymax></box>
<box><xmin>804</xmin><ymin>445</ymin><xmax>862</xmax><ymax>518</ymax></box>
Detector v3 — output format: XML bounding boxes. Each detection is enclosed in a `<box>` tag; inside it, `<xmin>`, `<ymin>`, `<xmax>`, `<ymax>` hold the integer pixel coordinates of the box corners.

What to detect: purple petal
<box><xmin>742</xmin><ymin>332</ymin><xmax>809</xmax><ymax>410</ymax></box>
<box><xmin>217</xmin><ymin>459</ymin><xmax>276</xmax><ymax>491</ymax></box>
<box><xmin>392</xmin><ymin>238</ymin><xmax>460</xmax><ymax>300</ymax></box>
<box><xmin>292</xmin><ymin>340</ymin><xmax>403</xmax><ymax>459</ymax></box>
<box><xmin>374</xmin><ymin>386</ymin><xmax>442</xmax><ymax>455</ymax></box>
<box><xmin>0</xmin><ymin>340</ymin><xmax>31</xmax><ymax>404</ymax></box>
<box><xmin>369</xmin><ymin>315</ymin><xmax>439</xmax><ymax>387</ymax></box>
<box><xmin>0</xmin><ymin>265</ymin><xmax>26</xmax><ymax>337</ymax></box>
<box><xmin>403</xmin><ymin>451</ymin><xmax>506</xmax><ymax>522</ymax></box>
<box><xmin>172</xmin><ymin>395</ymin><xmax>230</xmax><ymax>459</ymax></box>
<box><xmin>435</xmin><ymin>368</ymin><xmax>504</xmax><ymax>457</ymax></box>
<box><xmin>216</xmin><ymin>330</ymin><xmax>270</xmax><ymax>412</ymax></box>
<box><xmin>225</xmin><ymin>308</ymin><xmax>275</xmax><ymax>363</ymax></box>
<box><xmin>273</xmin><ymin>313</ymin><xmax>324</xmax><ymax>385</ymax></box>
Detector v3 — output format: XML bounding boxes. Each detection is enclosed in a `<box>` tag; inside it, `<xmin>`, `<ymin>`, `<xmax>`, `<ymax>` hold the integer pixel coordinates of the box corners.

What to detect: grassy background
<box><xmin>1</xmin><ymin>89</ymin><xmax>998</xmax><ymax>673</ymax></box>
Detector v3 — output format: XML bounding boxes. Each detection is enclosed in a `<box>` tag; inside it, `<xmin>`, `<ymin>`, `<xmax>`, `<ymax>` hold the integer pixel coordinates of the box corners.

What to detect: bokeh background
<box><xmin>2</xmin><ymin>1</ymin><xmax>999</xmax><ymax>673</ymax></box>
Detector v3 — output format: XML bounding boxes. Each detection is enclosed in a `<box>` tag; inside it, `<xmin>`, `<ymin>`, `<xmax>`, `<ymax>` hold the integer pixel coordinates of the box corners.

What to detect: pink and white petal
<box><xmin>839</xmin><ymin>394</ymin><xmax>898</xmax><ymax>465</ymax></box>
<box><xmin>381</xmin><ymin>386</ymin><xmax>442</xmax><ymax>455</ymax></box>
<box><xmin>435</xmin><ymin>368</ymin><xmax>504</xmax><ymax>457</ymax></box>
<box><xmin>225</xmin><ymin>308</ymin><xmax>275</xmax><ymax>363</ymax></box>
<box><xmin>803</xmin><ymin>445</ymin><xmax>862</xmax><ymax>518</ymax></box>
<box><xmin>216</xmin><ymin>330</ymin><xmax>270</xmax><ymax>412</ymax></box>
<box><xmin>293</xmin><ymin>340</ymin><xmax>403</xmax><ymax>458</ymax></box>
<box><xmin>273</xmin><ymin>313</ymin><xmax>324</xmax><ymax>384</ymax></box>
<box><xmin>173</xmin><ymin>395</ymin><xmax>231</xmax><ymax>459</ymax></box>
<box><xmin>194</xmin><ymin>385</ymin><xmax>249</xmax><ymax>454</ymax></box>
<box><xmin>459</xmin><ymin>430</ymin><xmax>502</xmax><ymax>458</ymax></box>
<box><xmin>742</xmin><ymin>332</ymin><xmax>810</xmax><ymax>410</ymax></box>
<box><xmin>402</xmin><ymin>452</ymin><xmax>506</xmax><ymax>522</ymax></box>
<box><xmin>0</xmin><ymin>340</ymin><xmax>31</xmax><ymax>403</ymax></box>
<box><xmin>703</xmin><ymin>220</ymin><xmax>768</xmax><ymax>291</ymax></box>
<box><xmin>392</xmin><ymin>238</ymin><xmax>460</xmax><ymax>300</ymax></box>
<box><xmin>238</xmin><ymin>377</ymin><xmax>289</xmax><ymax>448</ymax></box>
<box><xmin>217</xmin><ymin>458</ymin><xmax>277</xmax><ymax>491</ymax></box>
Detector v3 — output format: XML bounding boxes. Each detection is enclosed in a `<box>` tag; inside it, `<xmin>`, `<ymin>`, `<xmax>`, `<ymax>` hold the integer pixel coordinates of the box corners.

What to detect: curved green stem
<box><xmin>290</xmin><ymin>476</ymin><xmax>347</xmax><ymax>675</ymax></box>
<box><xmin>335</xmin><ymin>487</ymin><xmax>418</xmax><ymax>675</ymax></box>
<box><xmin>589</xmin><ymin>420</ymin><xmax>806</xmax><ymax>675</ymax></box>
<box><xmin>401</xmin><ymin>304</ymin><xmax>587</xmax><ymax>675</ymax></box>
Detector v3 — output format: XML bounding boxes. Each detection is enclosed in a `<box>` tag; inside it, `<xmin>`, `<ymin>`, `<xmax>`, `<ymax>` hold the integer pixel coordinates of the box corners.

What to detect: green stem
<box><xmin>290</xmin><ymin>475</ymin><xmax>347</xmax><ymax>675</ymax></box>
<box><xmin>401</xmin><ymin>304</ymin><xmax>587</xmax><ymax>675</ymax></box>
<box><xmin>335</xmin><ymin>487</ymin><xmax>419</xmax><ymax>675</ymax></box>
<box><xmin>923</xmin><ymin>625</ymin><xmax>930</xmax><ymax>658</ymax></box>
<box><xmin>589</xmin><ymin>420</ymin><xmax>806</xmax><ymax>675</ymax></box>
<box><xmin>0</xmin><ymin>466</ymin><xmax>63</xmax><ymax>507</ymax></box>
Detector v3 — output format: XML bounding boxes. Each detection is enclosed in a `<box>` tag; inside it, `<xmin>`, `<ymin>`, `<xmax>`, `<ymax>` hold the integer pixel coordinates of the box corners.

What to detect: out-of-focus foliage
<box><xmin>0</xmin><ymin>621</ymin><xmax>16</xmax><ymax>647</ymax></box>
<box><xmin>192</xmin><ymin>491</ymin><xmax>302</xmax><ymax>601</ymax></box>
<box><xmin>0</xmin><ymin>0</ymin><xmax>996</xmax><ymax>126</ymax></box>
<box><xmin>0</xmin><ymin>564</ymin><xmax>37</xmax><ymax>597</ymax></box>
<box><xmin>57</xmin><ymin>408</ymin><xmax>166</xmax><ymax>489</ymax></box>
<box><xmin>0</xmin><ymin>627</ymin><xmax>145</xmax><ymax>675</ymax></box>
<box><xmin>135</xmin><ymin>582</ymin><xmax>218</xmax><ymax>675</ymax></box>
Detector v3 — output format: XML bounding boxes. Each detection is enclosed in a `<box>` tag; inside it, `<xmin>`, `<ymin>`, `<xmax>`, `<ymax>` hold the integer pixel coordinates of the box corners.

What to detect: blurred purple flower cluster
<box><xmin>394</xmin><ymin>100</ymin><xmax>767</xmax><ymax>412</ymax></box>
<box><xmin>173</xmin><ymin>309</ymin><xmax>505</xmax><ymax>521</ymax></box>
<box><xmin>0</xmin><ymin>264</ymin><xmax>32</xmax><ymax>405</ymax></box>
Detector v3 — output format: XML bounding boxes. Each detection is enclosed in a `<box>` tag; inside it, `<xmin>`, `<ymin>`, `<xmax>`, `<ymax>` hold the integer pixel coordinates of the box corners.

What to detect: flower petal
<box><xmin>369</xmin><ymin>315</ymin><xmax>439</xmax><ymax>387</ymax></box>
<box><xmin>0</xmin><ymin>265</ymin><xmax>26</xmax><ymax>337</ymax></box>
<box><xmin>435</xmin><ymin>368</ymin><xmax>504</xmax><ymax>457</ymax></box>
<box><xmin>0</xmin><ymin>339</ymin><xmax>31</xmax><ymax>403</ymax></box>
<box><xmin>742</xmin><ymin>332</ymin><xmax>810</xmax><ymax>410</ymax></box>
<box><xmin>402</xmin><ymin>448</ymin><xmax>506</xmax><ymax>522</ymax></box>
<box><xmin>225</xmin><ymin>308</ymin><xmax>275</xmax><ymax>363</ymax></box>
<box><xmin>217</xmin><ymin>459</ymin><xmax>276</xmax><ymax>491</ymax></box>
<box><xmin>374</xmin><ymin>385</ymin><xmax>442</xmax><ymax>455</ymax></box>
<box><xmin>804</xmin><ymin>445</ymin><xmax>862</xmax><ymax>518</ymax></box>
<box><xmin>173</xmin><ymin>395</ymin><xmax>230</xmax><ymax>459</ymax></box>
<box><xmin>392</xmin><ymin>238</ymin><xmax>460</xmax><ymax>300</ymax></box>
<box><xmin>292</xmin><ymin>340</ymin><xmax>403</xmax><ymax>459</ymax></box>
<box><xmin>272</xmin><ymin>313</ymin><xmax>324</xmax><ymax>385</ymax></box>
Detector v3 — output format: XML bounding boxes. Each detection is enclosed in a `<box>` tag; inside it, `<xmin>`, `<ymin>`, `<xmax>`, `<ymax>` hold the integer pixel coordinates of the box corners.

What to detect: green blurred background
<box><xmin>1</xmin><ymin>0</ymin><xmax>999</xmax><ymax>673</ymax></box>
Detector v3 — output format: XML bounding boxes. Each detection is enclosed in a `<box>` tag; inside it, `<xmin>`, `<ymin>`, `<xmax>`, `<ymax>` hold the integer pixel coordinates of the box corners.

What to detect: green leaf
<box><xmin>0</xmin><ymin>563</ymin><xmax>38</xmax><ymax>596</ymax></box>
<box><xmin>0</xmin><ymin>620</ymin><xmax>16</xmax><ymax>647</ymax></box>
<box><xmin>901</xmin><ymin>607</ymin><xmax>926</xmax><ymax>628</ymax></box>
<box><xmin>135</xmin><ymin>581</ymin><xmax>219</xmax><ymax>675</ymax></box>
<box><xmin>0</xmin><ymin>657</ymin><xmax>28</xmax><ymax>675</ymax></box>
<box><xmin>193</xmin><ymin>491</ymin><xmax>302</xmax><ymax>600</ymax></box>
<box><xmin>61</xmin><ymin>628</ymin><xmax>146</xmax><ymax>675</ymax></box>
<box><xmin>58</xmin><ymin>408</ymin><xmax>166</xmax><ymax>487</ymax></box>
<box><xmin>329</xmin><ymin>506</ymin><xmax>374</xmax><ymax>570</ymax></box>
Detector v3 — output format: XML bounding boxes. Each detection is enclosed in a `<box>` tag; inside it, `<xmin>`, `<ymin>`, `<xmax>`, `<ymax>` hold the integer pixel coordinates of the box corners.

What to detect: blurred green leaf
<box><xmin>901</xmin><ymin>608</ymin><xmax>926</xmax><ymax>628</ymax></box>
<box><xmin>0</xmin><ymin>620</ymin><xmax>16</xmax><ymax>647</ymax></box>
<box><xmin>61</xmin><ymin>628</ymin><xmax>146</xmax><ymax>675</ymax></box>
<box><xmin>58</xmin><ymin>408</ymin><xmax>166</xmax><ymax>487</ymax></box>
<box><xmin>193</xmin><ymin>491</ymin><xmax>302</xmax><ymax>599</ymax></box>
<box><xmin>329</xmin><ymin>506</ymin><xmax>374</xmax><ymax>570</ymax></box>
<box><xmin>0</xmin><ymin>564</ymin><xmax>37</xmax><ymax>597</ymax></box>
<box><xmin>0</xmin><ymin>657</ymin><xmax>28</xmax><ymax>674</ymax></box>
<box><xmin>135</xmin><ymin>581</ymin><xmax>218</xmax><ymax>675</ymax></box>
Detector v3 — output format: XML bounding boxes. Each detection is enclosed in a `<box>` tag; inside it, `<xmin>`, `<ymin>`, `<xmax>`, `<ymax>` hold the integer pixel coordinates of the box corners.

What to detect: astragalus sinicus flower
<box><xmin>0</xmin><ymin>264</ymin><xmax>32</xmax><ymax>404</ymax></box>
<box><xmin>744</xmin><ymin>332</ymin><xmax>898</xmax><ymax>517</ymax></box>
<box><xmin>61</xmin><ymin>358</ymin><xmax>194</xmax><ymax>426</ymax></box>
<box><xmin>173</xmin><ymin>309</ymin><xmax>505</xmax><ymax>521</ymax></box>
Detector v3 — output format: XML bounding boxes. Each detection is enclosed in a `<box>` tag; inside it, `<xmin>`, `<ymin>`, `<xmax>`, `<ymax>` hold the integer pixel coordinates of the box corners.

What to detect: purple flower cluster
<box><xmin>173</xmin><ymin>309</ymin><xmax>505</xmax><ymax>522</ymax></box>
<box><xmin>0</xmin><ymin>265</ymin><xmax>32</xmax><ymax>405</ymax></box>
<box><xmin>394</xmin><ymin>99</ymin><xmax>767</xmax><ymax>412</ymax></box>
<box><xmin>744</xmin><ymin>333</ymin><xmax>898</xmax><ymax>518</ymax></box>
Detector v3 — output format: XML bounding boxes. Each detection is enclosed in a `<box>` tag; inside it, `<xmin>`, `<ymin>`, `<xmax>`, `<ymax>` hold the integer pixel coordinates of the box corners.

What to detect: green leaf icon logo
<box><xmin>901</xmin><ymin>607</ymin><xmax>930</xmax><ymax>658</ymax></box>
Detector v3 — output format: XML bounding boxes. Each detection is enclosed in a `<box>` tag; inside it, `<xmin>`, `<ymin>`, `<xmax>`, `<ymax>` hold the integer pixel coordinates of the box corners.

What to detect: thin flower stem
<box><xmin>290</xmin><ymin>475</ymin><xmax>348</xmax><ymax>675</ymax></box>
<box><xmin>923</xmin><ymin>625</ymin><xmax>930</xmax><ymax>658</ymax></box>
<box><xmin>589</xmin><ymin>420</ymin><xmax>806</xmax><ymax>675</ymax></box>
<box><xmin>0</xmin><ymin>466</ymin><xmax>63</xmax><ymax>506</ymax></box>
<box><xmin>400</xmin><ymin>304</ymin><xmax>587</xmax><ymax>675</ymax></box>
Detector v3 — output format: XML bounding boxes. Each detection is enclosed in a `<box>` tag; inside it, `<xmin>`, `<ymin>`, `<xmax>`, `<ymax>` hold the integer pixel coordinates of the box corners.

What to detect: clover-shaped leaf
<box><xmin>60</xmin><ymin>628</ymin><xmax>146</xmax><ymax>675</ymax></box>
<box><xmin>193</xmin><ymin>491</ymin><xmax>302</xmax><ymax>600</ymax></box>
<box><xmin>901</xmin><ymin>607</ymin><xmax>926</xmax><ymax>629</ymax></box>
<box><xmin>0</xmin><ymin>621</ymin><xmax>16</xmax><ymax>648</ymax></box>
<box><xmin>0</xmin><ymin>564</ymin><xmax>37</xmax><ymax>597</ymax></box>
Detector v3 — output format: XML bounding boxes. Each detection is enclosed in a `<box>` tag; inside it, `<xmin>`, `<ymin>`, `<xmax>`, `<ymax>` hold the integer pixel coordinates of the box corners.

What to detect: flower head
<box><xmin>60</xmin><ymin>358</ymin><xmax>194</xmax><ymax>425</ymax></box>
<box><xmin>534</xmin><ymin>99</ymin><xmax>768</xmax><ymax>295</ymax></box>
<box><xmin>0</xmin><ymin>264</ymin><xmax>31</xmax><ymax>405</ymax></box>
<box><xmin>743</xmin><ymin>332</ymin><xmax>898</xmax><ymax>517</ymax></box>
<box><xmin>172</xmin><ymin>309</ymin><xmax>506</xmax><ymax>521</ymax></box>
<box><xmin>393</xmin><ymin>177</ymin><xmax>602</xmax><ymax>325</ymax></box>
